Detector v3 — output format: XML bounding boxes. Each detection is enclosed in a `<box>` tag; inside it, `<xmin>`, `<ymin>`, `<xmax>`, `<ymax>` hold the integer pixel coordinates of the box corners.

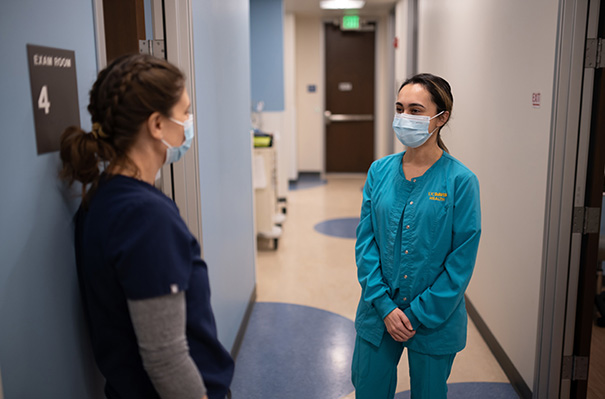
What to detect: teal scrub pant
<box><xmin>351</xmin><ymin>333</ymin><xmax>456</xmax><ymax>399</ymax></box>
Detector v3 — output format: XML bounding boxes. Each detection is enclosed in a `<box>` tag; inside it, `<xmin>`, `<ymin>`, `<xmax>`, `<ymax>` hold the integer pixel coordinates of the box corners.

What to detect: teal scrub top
<box><xmin>354</xmin><ymin>151</ymin><xmax>481</xmax><ymax>355</ymax></box>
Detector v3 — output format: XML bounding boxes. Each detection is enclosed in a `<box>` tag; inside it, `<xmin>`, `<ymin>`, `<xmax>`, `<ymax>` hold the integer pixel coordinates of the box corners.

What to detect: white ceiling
<box><xmin>284</xmin><ymin>0</ymin><xmax>397</xmax><ymax>17</ymax></box>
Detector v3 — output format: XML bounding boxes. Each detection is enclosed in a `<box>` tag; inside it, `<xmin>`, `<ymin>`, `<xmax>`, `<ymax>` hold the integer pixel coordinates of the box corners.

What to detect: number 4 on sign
<box><xmin>38</xmin><ymin>85</ymin><xmax>51</xmax><ymax>114</ymax></box>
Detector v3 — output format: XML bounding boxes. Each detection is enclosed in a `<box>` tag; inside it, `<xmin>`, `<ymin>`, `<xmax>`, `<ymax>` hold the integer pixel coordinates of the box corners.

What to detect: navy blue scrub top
<box><xmin>74</xmin><ymin>174</ymin><xmax>234</xmax><ymax>399</ymax></box>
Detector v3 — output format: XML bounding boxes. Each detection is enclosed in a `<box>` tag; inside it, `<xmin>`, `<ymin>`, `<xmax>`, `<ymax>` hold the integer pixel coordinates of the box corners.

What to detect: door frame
<box><xmin>162</xmin><ymin>0</ymin><xmax>203</xmax><ymax>248</ymax></box>
<box><xmin>92</xmin><ymin>0</ymin><xmax>203</xmax><ymax>248</ymax></box>
<box><xmin>534</xmin><ymin>0</ymin><xmax>598</xmax><ymax>397</ymax></box>
<box><xmin>321</xmin><ymin>17</ymin><xmax>394</xmax><ymax>176</ymax></box>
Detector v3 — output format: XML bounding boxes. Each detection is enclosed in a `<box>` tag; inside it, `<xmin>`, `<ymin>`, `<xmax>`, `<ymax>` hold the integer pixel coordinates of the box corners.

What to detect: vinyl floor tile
<box><xmin>251</xmin><ymin>175</ymin><xmax>512</xmax><ymax>397</ymax></box>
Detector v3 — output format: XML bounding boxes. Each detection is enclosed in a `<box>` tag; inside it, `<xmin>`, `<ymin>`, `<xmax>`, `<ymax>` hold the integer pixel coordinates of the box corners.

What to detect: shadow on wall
<box><xmin>0</xmin><ymin>171</ymin><xmax>104</xmax><ymax>397</ymax></box>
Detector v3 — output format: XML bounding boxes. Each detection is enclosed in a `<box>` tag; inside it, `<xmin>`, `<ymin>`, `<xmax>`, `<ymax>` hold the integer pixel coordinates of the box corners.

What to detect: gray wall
<box><xmin>250</xmin><ymin>0</ymin><xmax>285</xmax><ymax>112</ymax></box>
<box><xmin>0</xmin><ymin>0</ymin><xmax>257</xmax><ymax>395</ymax></box>
<box><xmin>0</xmin><ymin>0</ymin><xmax>104</xmax><ymax>397</ymax></box>
<box><xmin>191</xmin><ymin>0</ymin><xmax>257</xmax><ymax>351</ymax></box>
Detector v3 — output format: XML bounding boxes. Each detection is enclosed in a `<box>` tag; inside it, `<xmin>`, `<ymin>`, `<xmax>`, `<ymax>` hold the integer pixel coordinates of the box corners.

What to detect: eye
<box><xmin>396</xmin><ymin>107</ymin><xmax>403</xmax><ymax>114</ymax></box>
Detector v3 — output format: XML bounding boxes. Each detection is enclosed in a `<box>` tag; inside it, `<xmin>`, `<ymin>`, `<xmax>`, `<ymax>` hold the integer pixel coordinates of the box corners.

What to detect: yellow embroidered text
<box><xmin>428</xmin><ymin>192</ymin><xmax>447</xmax><ymax>202</ymax></box>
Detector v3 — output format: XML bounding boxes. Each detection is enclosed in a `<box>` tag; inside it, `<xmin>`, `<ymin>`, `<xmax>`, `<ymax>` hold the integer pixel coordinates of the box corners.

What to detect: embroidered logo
<box><xmin>428</xmin><ymin>192</ymin><xmax>447</xmax><ymax>202</ymax></box>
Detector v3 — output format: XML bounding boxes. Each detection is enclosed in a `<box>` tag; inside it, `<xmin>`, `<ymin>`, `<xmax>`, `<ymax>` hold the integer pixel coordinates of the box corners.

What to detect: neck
<box><xmin>113</xmin><ymin>142</ymin><xmax>164</xmax><ymax>185</ymax></box>
<box><xmin>403</xmin><ymin>141</ymin><xmax>443</xmax><ymax>165</ymax></box>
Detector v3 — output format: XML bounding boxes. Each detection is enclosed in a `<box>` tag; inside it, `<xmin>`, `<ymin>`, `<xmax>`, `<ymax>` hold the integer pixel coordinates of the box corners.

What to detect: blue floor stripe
<box><xmin>231</xmin><ymin>302</ymin><xmax>518</xmax><ymax>398</ymax></box>
<box><xmin>230</xmin><ymin>302</ymin><xmax>356</xmax><ymax>399</ymax></box>
<box><xmin>395</xmin><ymin>382</ymin><xmax>519</xmax><ymax>398</ymax></box>
<box><xmin>289</xmin><ymin>173</ymin><xmax>327</xmax><ymax>191</ymax></box>
<box><xmin>314</xmin><ymin>217</ymin><xmax>359</xmax><ymax>239</ymax></box>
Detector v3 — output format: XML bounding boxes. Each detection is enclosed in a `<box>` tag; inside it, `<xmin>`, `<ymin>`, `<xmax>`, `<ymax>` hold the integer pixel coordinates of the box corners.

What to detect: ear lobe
<box><xmin>437</xmin><ymin>111</ymin><xmax>450</xmax><ymax>127</ymax></box>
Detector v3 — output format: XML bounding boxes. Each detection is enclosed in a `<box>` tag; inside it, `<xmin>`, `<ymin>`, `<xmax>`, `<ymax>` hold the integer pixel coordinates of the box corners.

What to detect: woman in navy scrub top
<box><xmin>351</xmin><ymin>74</ymin><xmax>481</xmax><ymax>399</ymax></box>
<box><xmin>59</xmin><ymin>54</ymin><xmax>233</xmax><ymax>399</ymax></box>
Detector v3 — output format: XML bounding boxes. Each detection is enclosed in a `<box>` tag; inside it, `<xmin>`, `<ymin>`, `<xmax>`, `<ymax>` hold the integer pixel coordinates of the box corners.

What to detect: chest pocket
<box><xmin>425</xmin><ymin>191</ymin><xmax>451</xmax><ymax>239</ymax></box>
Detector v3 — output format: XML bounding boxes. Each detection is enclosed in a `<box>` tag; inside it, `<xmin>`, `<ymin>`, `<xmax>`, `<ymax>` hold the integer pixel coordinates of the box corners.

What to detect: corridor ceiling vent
<box><xmin>320</xmin><ymin>0</ymin><xmax>366</xmax><ymax>10</ymax></box>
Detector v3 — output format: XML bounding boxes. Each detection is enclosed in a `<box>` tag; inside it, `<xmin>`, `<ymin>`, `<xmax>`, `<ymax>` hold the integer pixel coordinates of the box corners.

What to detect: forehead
<box><xmin>177</xmin><ymin>89</ymin><xmax>190</xmax><ymax>106</ymax></box>
<box><xmin>397</xmin><ymin>83</ymin><xmax>433</xmax><ymax>107</ymax></box>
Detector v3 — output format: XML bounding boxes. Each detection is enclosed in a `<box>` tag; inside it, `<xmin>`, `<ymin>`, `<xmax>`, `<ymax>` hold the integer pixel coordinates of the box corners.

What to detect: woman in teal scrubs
<box><xmin>351</xmin><ymin>73</ymin><xmax>481</xmax><ymax>399</ymax></box>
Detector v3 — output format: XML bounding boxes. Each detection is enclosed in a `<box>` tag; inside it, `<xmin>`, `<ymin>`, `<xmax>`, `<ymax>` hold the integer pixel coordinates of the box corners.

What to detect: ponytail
<box><xmin>436</xmin><ymin>132</ymin><xmax>449</xmax><ymax>154</ymax></box>
<box><xmin>59</xmin><ymin>126</ymin><xmax>116</xmax><ymax>206</ymax></box>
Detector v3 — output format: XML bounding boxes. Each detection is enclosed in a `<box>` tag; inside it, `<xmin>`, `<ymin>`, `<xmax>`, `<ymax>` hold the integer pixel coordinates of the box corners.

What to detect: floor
<box><xmin>231</xmin><ymin>174</ymin><xmax>516</xmax><ymax>398</ymax></box>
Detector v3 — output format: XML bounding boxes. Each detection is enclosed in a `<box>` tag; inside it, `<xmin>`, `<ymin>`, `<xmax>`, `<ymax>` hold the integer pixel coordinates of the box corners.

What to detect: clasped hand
<box><xmin>384</xmin><ymin>308</ymin><xmax>415</xmax><ymax>342</ymax></box>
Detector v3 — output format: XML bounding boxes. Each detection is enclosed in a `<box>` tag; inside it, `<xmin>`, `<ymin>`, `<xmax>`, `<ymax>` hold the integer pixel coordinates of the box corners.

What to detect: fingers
<box><xmin>385</xmin><ymin>321</ymin><xmax>415</xmax><ymax>342</ymax></box>
<box><xmin>399</xmin><ymin>312</ymin><xmax>414</xmax><ymax>332</ymax></box>
<box><xmin>383</xmin><ymin>308</ymin><xmax>416</xmax><ymax>342</ymax></box>
<box><xmin>389</xmin><ymin>332</ymin><xmax>416</xmax><ymax>342</ymax></box>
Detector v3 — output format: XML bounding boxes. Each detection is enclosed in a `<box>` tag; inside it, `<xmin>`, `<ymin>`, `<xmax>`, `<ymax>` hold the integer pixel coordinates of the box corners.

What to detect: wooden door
<box><xmin>572</xmin><ymin>3</ymin><xmax>605</xmax><ymax>398</ymax></box>
<box><xmin>324</xmin><ymin>22</ymin><xmax>375</xmax><ymax>173</ymax></box>
<box><xmin>103</xmin><ymin>0</ymin><xmax>146</xmax><ymax>63</ymax></box>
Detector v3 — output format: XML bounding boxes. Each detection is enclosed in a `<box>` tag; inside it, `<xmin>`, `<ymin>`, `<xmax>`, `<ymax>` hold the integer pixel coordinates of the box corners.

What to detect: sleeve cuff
<box><xmin>403</xmin><ymin>307</ymin><xmax>421</xmax><ymax>330</ymax></box>
<box><xmin>375</xmin><ymin>294</ymin><xmax>398</xmax><ymax>320</ymax></box>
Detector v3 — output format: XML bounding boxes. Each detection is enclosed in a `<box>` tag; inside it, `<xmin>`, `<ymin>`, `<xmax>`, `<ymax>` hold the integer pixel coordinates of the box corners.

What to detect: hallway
<box><xmin>231</xmin><ymin>175</ymin><xmax>516</xmax><ymax>398</ymax></box>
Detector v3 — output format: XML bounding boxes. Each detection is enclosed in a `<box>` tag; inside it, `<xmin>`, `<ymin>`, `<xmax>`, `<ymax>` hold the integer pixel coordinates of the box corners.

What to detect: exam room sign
<box><xmin>27</xmin><ymin>44</ymin><xmax>80</xmax><ymax>155</ymax></box>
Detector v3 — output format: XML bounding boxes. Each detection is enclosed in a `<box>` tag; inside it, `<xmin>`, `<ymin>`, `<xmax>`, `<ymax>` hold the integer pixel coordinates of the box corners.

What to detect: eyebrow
<box><xmin>395</xmin><ymin>102</ymin><xmax>426</xmax><ymax>109</ymax></box>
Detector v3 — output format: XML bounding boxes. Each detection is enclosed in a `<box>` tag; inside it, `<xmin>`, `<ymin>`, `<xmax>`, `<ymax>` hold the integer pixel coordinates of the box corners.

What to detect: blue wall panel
<box><xmin>0</xmin><ymin>0</ymin><xmax>104</xmax><ymax>397</ymax></box>
<box><xmin>250</xmin><ymin>0</ymin><xmax>285</xmax><ymax>112</ymax></box>
<box><xmin>191</xmin><ymin>0</ymin><xmax>257</xmax><ymax>351</ymax></box>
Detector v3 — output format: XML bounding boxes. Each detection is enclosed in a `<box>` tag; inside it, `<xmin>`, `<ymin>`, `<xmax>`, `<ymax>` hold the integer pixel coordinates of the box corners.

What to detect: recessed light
<box><xmin>320</xmin><ymin>0</ymin><xmax>366</xmax><ymax>10</ymax></box>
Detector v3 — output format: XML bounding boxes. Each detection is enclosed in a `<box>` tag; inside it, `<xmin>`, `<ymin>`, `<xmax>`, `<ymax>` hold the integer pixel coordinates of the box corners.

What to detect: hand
<box><xmin>384</xmin><ymin>308</ymin><xmax>415</xmax><ymax>342</ymax></box>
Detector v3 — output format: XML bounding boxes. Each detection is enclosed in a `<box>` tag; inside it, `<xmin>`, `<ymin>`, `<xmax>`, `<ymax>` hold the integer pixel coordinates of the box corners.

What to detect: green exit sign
<box><xmin>342</xmin><ymin>15</ymin><xmax>360</xmax><ymax>30</ymax></box>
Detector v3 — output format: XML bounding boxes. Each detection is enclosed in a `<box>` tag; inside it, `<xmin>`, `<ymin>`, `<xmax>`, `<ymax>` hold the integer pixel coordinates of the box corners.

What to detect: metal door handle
<box><xmin>324</xmin><ymin>110</ymin><xmax>374</xmax><ymax>125</ymax></box>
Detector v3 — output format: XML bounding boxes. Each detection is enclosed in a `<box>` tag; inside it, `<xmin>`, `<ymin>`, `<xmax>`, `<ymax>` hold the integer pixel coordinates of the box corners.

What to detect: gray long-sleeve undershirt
<box><xmin>127</xmin><ymin>291</ymin><xmax>206</xmax><ymax>399</ymax></box>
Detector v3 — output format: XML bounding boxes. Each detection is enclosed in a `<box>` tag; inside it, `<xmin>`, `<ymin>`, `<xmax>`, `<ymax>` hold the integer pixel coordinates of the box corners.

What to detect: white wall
<box><xmin>295</xmin><ymin>16</ymin><xmax>325</xmax><ymax>172</ymax></box>
<box><xmin>402</xmin><ymin>0</ymin><xmax>559</xmax><ymax>388</ymax></box>
<box><xmin>294</xmin><ymin>15</ymin><xmax>394</xmax><ymax>172</ymax></box>
<box><xmin>375</xmin><ymin>15</ymin><xmax>394</xmax><ymax>159</ymax></box>
<box><xmin>284</xmin><ymin>13</ymin><xmax>298</xmax><ymax>181</ymax></box>
<box><xmin>393</xmin><ymin>0</ymin><xmax>409</xmax><ymax>153</ymax></box>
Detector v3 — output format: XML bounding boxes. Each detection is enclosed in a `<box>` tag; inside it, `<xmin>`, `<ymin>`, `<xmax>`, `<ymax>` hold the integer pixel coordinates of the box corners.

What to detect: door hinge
<box><xmin>572</xmin><ymin>207</ymin><xmax>601</xmax><ymax>234</ymax></box>
<box><xmin>138</xmin><ymin>40</ymin><xmax>165</xmax><ymax>59</ymax></box>
<box><xmin>562</xmin><ymin>355</ymin><xmax>589</xmax><ymax>381</ymax></box>
<box><xmin>585</xmin><ymin>38</ymin><xmax>603</xmax><ymax>69</ymax></box>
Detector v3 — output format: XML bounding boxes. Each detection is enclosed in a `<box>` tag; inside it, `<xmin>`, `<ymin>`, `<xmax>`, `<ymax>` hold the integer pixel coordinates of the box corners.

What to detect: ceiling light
<box><xmin>320</xmin><ymin>0</ymin><xmax>366</xmax><ymax>10</ymax></box>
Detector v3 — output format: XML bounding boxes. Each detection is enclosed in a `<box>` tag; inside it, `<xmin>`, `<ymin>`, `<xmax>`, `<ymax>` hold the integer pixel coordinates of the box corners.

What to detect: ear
<box><xmin>436</xmin><ymin>111</ymin><xmax>450</xmax><ymax>128</ymax></box>
<box><xmin>146</xmin><ymin>111</ymin><xmax>165</xmax><ymax>140</ymax></box>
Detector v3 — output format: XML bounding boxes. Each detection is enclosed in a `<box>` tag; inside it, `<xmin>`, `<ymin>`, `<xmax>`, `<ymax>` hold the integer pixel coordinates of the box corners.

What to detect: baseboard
<box><xmin>465</xmin><ymin>296</ymin><xmax>532</xmax><ymax>399</ymax></box>
<box><xmin>289</xmin><ymin>171</ymin><xmax>322</xmax><ymax>182</ymax></box>
<box><xmin>231</xmin><ymin>284</ymin><xmax>257</xmax><ymax>360</ymax></box>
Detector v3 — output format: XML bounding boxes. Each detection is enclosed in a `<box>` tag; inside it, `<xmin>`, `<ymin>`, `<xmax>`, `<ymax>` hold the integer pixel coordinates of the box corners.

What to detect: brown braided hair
<box><xmin>59</xmin><ymin>54</ymin><xmax>185</xmax><ymax>206</ymax></box>
<box><xmin>399</xmin><ymin>73</ymin><xmax>453</xmax><ymax>153</ymax></box>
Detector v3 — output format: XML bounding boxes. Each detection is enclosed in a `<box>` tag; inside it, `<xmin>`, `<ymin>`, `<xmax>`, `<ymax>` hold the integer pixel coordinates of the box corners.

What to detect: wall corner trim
<box><xmin>466</xmin><ymin>296</ymin><xmax>532</xmax><ymax>399</ymax></box>
<box><xmin>231</xmin><ymin>284</ymin><xmax>257</xmax><ymax>360</ymax></box>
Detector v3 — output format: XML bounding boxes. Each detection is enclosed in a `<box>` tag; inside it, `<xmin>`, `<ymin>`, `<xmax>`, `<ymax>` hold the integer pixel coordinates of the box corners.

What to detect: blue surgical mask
<box><xmin>393</xmin><ymin>111</ymin><xmax>444</xmax><ymax>148</ymax></box>
<box><xmin>162</xmin><ymin>115</ymin><xmax>194</xmax><ymax>164</ymax></box>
